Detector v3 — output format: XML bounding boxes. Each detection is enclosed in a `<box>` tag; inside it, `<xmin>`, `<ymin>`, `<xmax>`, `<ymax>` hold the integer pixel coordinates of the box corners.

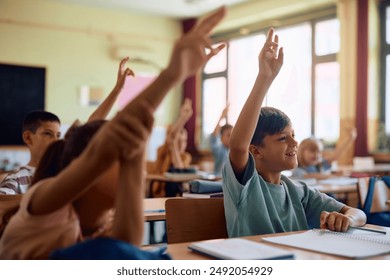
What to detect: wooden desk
<box><xmin>337</xmin><ymin>164</ymin><xmax>390</xmax><ymax>176</ymax></box>
<box><xmin>145</xmin><ymin>173</ymin><xmax>220</xmax><ymax>198</ymax></box>
<box><xmin>143</xmin><ymin>198</ymin><xmax>169</xmax><ymax>222</ymax></box>
<box><xmin>167</xmin><ymin>224</ymin><xmax>390</xmax><ymax>260</ymax></box>
<box><xmin>313</xmin><ymin>184</ymin><xmax>356</xmax><ymax>195</ymax></box>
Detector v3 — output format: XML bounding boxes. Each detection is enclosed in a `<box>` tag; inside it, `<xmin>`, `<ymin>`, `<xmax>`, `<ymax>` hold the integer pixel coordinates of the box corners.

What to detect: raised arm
<box><xmin>27</xmin><ymin>7</ymin><xmax>227</xmax><ymax>216</ymax></box>
<box><xmin>169</xmin><ymin>98</ymin><xmax>193</xmax><ymax>137</ymax></box>
<box><xmin>229</xmin><ymin>28</ymin><xmax>284</xmax><ymax>177</ymax></box>
<box><xmin>212</xmin><ymin>104</ymin><xmax>229</xmax><ymax>137</ymax></box>
<box><xmin>324</xmin><ymin>127</ymin><xmax>357</xmax><ymax>163</ymax></box>
<box><xmin>87</xmin><ymin>57</ymin><xmax>134</xmax><ymax>122</ymax></box>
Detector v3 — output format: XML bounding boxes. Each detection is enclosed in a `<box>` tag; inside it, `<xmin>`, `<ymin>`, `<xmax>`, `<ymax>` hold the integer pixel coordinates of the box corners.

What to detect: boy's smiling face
<box><xmin>252</xmin><ymin>124</ymin><xmax>298</xmax><ymax>173</ymax></box>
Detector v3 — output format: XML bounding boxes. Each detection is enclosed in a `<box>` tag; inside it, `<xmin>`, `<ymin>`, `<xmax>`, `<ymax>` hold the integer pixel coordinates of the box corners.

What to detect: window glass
<box><xmin>387</xmin><ymin>7</ymin><xmax>390</xmax><ymax>44</ymax></box>
<box><xmin>386</xmin><ymin>55</ymin><xmax>390</xmax><ymax>134</ymax></box>
<box><xmin>227</xmin><ymin>34</ymin><xmax>265</xmax><ymax>125</ymax></box>
<box><xmin>314</xmin><ymin>62</ymin><xmax>340</xmax><ymax>142</ymax></box>
<box><xmin>201</xmin><ymin>77</ymin><xmax>227</xmax><ymax>148</ymax></box>
<box><xmin>315</xmin><ymin>18</ymin><xmax>340</xmax><ymax>56</ymax></box>
<box><xmin>266</xmin><ymin>24</ymin><xmax>312</xmax><ymax>142</ymax></box>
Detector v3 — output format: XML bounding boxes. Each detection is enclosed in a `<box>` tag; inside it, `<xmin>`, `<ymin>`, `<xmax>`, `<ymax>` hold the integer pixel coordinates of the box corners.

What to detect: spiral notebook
<box><xmin>262</xmin><ymin>228</ymin><xmax>390</xmax><ymax>259</ymax></box>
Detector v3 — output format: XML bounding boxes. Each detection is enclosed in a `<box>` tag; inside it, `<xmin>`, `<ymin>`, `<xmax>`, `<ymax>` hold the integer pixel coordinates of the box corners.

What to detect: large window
<box><xmin>378</xmin><ymin>0</ymin><xmax>390</xmax><ymax>151</ymax></box>
<box><xmin>200</xmin><ymin>13</ymin><xmax>340</xmax><ymax>150</ymax></box>
<box><xmin>377</xmin><ymin>1</ymin><xmax>390</xmax><ymax>153</ymax></box>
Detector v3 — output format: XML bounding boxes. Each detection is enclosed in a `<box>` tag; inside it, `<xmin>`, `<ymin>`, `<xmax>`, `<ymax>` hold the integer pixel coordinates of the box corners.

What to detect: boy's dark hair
<box><xmin>220</xmin><ymin>124</ymin><xmax>233</xmax><ymax>135</ymax></box>
<box><xmin>61</xmin><ymin>120</ymin><xmax>107</xmax><ymax>169</ymax></box>
<box><xmin>31</xmin><ymin>120</ymin><xmax>107</xmax><ymax>186</ymax></box>
<box><xmin>22</xmin><ymin>110</ymin><xmax>61</xmax><ymax>133</ymax></box>
<box><xmin>250</xmin><ymin>107</ymin><xmax>291</xmax><ymax>146</ymax></box>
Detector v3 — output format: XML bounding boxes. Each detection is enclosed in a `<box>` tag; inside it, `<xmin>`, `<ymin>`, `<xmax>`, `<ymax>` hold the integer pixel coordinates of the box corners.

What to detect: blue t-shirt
<box><xmin>291</xmin><ymin>159</ymin><xmax>332</xmax><ymax>179</ymax></box>
<box><xmin>222</xmin><ymin>154</ymin><xmax>345</xmax><ymax>237</ymax></box>
<box><xmin>209</xmin><ymin>134</ymin><xmax>229</xmax><ymax>177</ymax></box>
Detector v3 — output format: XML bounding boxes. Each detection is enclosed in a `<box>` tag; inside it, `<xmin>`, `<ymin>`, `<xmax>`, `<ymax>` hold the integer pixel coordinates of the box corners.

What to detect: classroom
<box><xmin>1</xmin><ymin>0</ymin><xmax>390</xmax><ymax>265</ymax></box>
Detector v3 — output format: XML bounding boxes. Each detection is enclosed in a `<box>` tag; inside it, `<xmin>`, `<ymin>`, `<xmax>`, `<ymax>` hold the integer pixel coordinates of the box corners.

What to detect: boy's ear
<box><xmin>22</xmin><ymin>130</ymin><xmax>33</xmax><ymax>146</ymax></box>
<box><xmin>249</xmin><ymin>145</ymin><xmax>263</xmax><ymax>159</ymax></box>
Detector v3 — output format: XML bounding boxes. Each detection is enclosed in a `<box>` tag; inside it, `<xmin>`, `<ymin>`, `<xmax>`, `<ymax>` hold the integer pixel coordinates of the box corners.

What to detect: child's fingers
<box><xmin>278</xmin><ymin>47</ymin><xmax>284</xmax><ymax>64</ymax></box>
<box><xmin>119</xmin><ymin>57</ymin><xmax>129</xmax><ymax>73</ymax></box>
<box><xmin>265</xmin><ymin>28</ymin><xmax>274</xmax><ymax>43</ymax></box>
<box><xmin>194</xmin><ymin>6</ymin><xmax>226</xmax><ymax>35</ymax></box>
<box><xmin>320</xmin><ymin>211</ymin><xmax>329</xmax><ymax>229</ymax></box>
<box><xmin>125</xmin><ymin>68</ymin><xmax>135</xmax><ymax>77</ymax></box>
<box><xmin>206</xmin><ymin>43</ymin><xmax>226</xmax><ymax>60</ymax></box>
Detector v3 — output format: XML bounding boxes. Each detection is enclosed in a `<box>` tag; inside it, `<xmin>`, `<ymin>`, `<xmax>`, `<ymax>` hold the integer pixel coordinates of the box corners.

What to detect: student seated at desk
<box><xmin>291</xmin><ymin>128</ymin><xmax>357</xmax><ymax>180</ymax></box>
<box><xmin>209</xmin><ymin>105</ymin><xmax>233</xmax><ymax>177</ymax></box>
<box><xmin>0</xmin><ymin>6</ymin><xmax>226</xmax><ymax>259</ymax></box>
<box><xmin>151</xmin><ymin>98</ymin><xmax>193</xmax><ymax>198</ymax></box>
<box><xmin>222</xmin><ymin>28</ymin><xmax>366</xmax><ymax>238</ymax></box>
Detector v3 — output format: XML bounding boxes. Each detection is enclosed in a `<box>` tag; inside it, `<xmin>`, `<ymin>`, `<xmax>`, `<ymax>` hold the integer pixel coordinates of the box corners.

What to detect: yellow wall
<box><xmin>0</xmin><ymin>0</ymin><xmax>181</xmax><ymax>126</ymax></box>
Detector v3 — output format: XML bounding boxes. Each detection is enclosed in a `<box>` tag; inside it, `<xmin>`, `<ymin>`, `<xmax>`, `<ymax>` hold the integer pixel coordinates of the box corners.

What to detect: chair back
<box><xmin>165</xmin><ymin>198</ymin><xmax>228</xmax><ymax>244</ymax></box>
<box><xmin>357</xmin><ymin>177</ymin><xmax>390</xmax><ymax>213</ymax></box>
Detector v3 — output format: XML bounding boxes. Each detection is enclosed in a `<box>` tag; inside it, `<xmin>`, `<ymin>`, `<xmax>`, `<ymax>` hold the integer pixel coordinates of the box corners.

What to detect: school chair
<box><xmin>356</xmin><ymin>177</ymin><xmax>390</xmax><ymax>226</ymax></box>
<box><xmin>0</xmin><ymin>194</ymin><xmax>22</xmax><ymax>236</ymax></box>
<box><xmin>165</xmin><ymin>198</ymin><xmax>228</xmax><ymax>244</ymax></box>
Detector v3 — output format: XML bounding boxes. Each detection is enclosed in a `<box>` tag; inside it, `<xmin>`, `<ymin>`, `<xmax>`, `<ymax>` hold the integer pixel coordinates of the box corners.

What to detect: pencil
<box><xmin>349</xmin><ymin>226</ymin><xmax>387</xmax><ymax>235</ymax></box>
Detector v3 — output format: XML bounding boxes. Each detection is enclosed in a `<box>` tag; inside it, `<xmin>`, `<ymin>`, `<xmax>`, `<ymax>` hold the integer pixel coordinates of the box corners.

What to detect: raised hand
<box><xmin>165</xmin><ymin>7</ymin><xmax>226</xmax><ymax>83</ymax></box>
<box><xmin>180</xmin><ymin>98</ymin><xmax>193</xmax><ymax>121</ymax></box>
<box><xmin>115</xmin><ymin>56</ymin><xmax>134</xmax><ymax>90</ymax></box>
<box><xmin>220</xmin><ymin>104</ymin><xmax>229</xmax><ymax>120</ymax></box>
<box><xmin>258</xmin><ymin>28</ymin><xmax>284</xmax><ymax>80</ymax></box>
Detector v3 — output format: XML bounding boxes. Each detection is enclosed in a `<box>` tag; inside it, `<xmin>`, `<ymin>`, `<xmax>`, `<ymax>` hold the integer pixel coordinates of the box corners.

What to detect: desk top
<box><xmin>313</xmin><ymin>184</ymin><xmax>356</xmax><ymax>194</ymax></box>
<box><xmin>167</xmin><ymin>225</ymin><xmax>390</xmax><ymax>260</ymax></box>
<box><xmin>337</xmin><ymin>164</ymin><xmax>390</xmax><ymax>175</ymax></box>
<box><xmin>143</xmin><ymin>198</ymin><xmax>169</xmax><ymax>221</ymax></box>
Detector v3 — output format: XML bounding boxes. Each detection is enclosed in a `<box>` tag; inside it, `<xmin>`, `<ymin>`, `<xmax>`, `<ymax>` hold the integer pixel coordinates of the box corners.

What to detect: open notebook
<box><xmin>262</xmin><ymin>228</ymin><xmax>390</xmax><ymax>259</ymax></box>
<box><xmin>188</xmin><ymin>238</ymin><xmax>294</xmax><ymax>260</ymax></box>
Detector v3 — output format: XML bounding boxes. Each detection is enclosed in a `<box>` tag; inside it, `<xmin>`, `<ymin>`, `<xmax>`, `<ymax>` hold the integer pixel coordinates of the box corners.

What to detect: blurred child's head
<box><xmin>249</xmin><ymin>107</ymin><xmax>298</xmax><ymax>172</ymax></box>
<box><xmin>22</xmin><ymin>110</ymin><xmax>61</xmax><ymax>166</ymax></box>
<box><xmin>297</xmin><ymin>137</ymin><xmax>323</xmax><ymax>167</ymax></box>
<box><xmin>221</xmin><ymin>124</ymin><xmax>233</xmax><ymax>148</ymax></box>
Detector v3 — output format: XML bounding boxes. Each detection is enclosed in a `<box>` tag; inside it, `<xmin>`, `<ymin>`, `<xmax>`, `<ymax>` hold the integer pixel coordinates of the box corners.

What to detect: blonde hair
<box><xmin>297</xmin><ymin>137</ymin><xmax>323</xmax><ymax>167</ymax></box>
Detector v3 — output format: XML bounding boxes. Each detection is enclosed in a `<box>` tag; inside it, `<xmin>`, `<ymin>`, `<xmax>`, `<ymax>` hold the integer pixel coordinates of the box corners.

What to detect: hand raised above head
<box><xmin>165</xmin><ymin>7</ymin><xmax>227</xmax><ymax>83</ymax></box>
<box><xmin>116</xmin><ymin>56</ymin><xmax>135</xmax><ymax>90</ymax></box>
<box><xmin>258</xmin><ymin>28</ymin><xmax>284</xmax><ymax>80</ymax></box>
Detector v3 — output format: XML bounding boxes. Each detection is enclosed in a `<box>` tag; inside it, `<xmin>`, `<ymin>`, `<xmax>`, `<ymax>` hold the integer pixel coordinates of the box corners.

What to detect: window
<box><xmin>200</xmin><ymin>12</ymin><xmax>340</xmax><ymax>150</ymax></box>
<box><xmin>378</xmin><ymin>0</ymin><xmax>390</xmax><ymax>151</ymax></box>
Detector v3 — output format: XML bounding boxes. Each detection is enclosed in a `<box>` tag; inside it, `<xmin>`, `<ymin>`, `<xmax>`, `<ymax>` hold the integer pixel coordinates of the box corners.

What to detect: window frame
<box><xmin>199</xmin><ymin>6</ymin><xmax>339</xmax><ymax>151</ymax></box>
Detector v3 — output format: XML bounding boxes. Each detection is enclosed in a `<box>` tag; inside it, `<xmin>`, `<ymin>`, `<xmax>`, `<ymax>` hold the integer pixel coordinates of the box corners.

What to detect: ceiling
<box><xmin>51</xmin><ymin>0</ymin><xmax>254</xmax><ymax>19</ymax></box>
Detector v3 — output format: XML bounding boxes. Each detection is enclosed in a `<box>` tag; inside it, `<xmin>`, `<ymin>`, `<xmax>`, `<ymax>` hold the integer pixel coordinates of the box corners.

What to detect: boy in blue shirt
<box><xmin>210</xmin><ymin>105</ymin><xmax>233</xmax><ymax>176</ymax></box>
<box><xmin>222</xmin><ymin>28</ymin><xmax>366</xmax><ymax>238</ymax></box>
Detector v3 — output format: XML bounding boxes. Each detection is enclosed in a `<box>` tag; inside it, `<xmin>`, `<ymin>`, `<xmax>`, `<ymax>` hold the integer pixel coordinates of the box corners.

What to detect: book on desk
<box><xmin>182</xmin><ymin>179</ymin><xmax>224</xmax><ymax>198</ymax></box>
<box><xmin>182</xmin><ymin>192</ymin><xmax>224</xmax><ymax>198</ymax></box>
<box><xmin>262</xmin><ymin>227</ymin><xmax>390</xmax><ymax>259</ymax></box>
<box><xmin>188</xmin><ymin>238</ymin><xmax>294</xmax><ymax>260</ymax></box>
